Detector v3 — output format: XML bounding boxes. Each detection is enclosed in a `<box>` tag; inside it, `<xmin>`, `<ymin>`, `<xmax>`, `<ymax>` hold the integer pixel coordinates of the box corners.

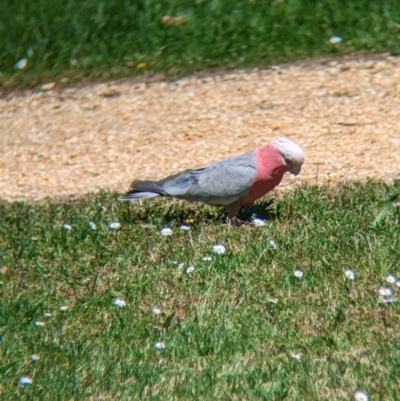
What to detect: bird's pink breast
<box><xmin>240</xmin><ymin>144</ymin><xmax>288</xmax><ymax>206</ymax></box>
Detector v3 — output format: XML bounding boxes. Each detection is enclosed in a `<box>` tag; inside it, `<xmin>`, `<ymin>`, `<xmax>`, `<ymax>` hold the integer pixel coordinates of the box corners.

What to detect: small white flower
<box><xmin>330</xmin><ymin>35</ymin><xmax>342</xmax><ymax>44</ymax></box>
<box><xmin>154</xmin><ymin>341</ymin><xmax>165</xmax><ymax>350</ymax></box>
<box><xmin>43</xmin><ymin>311</ymin><xmax>52</xmax><ymax>317</ymax></box>
<box><xmin>344</xmin><ymin>268</ymin><xmax>356</xmax><ymax>280</ymax></box>
<box><xmin>109</xmin><ymin>221</ymin><xmax>121</xmax><ymax>230</ymax></box>
<box><xmin>112</xmin><ymin>297</ymin><xmax>126</xmax><ymax>308</ymax></box>
<box><xmin>151</xmin><ymin>306</ymin><xmax>162</xmax><ymax>315</ymax></box>
<box><xmin>19</xmin><ymin>376</ymin><xmax>33</xmax><ymax>385</ymax></box>
<box><xmin>269</xmin><ymin>239</ymin><xmax>277</xmax><ymax>249</ymax></box>
<box><xmin>377</xmin><ymin>286</ymin><xmax>396</xmax><ymax>303</ymax></box>
<box><xmin>385</xmin><ymin>274</ymin><xmax>396</xmax><ymax>284</ymax></box>
<box><xmin>160</xmin><ymin>226</ymin><xmax>173</xmax><ymax>237</ymax></box>
<box><xmin>15</xmin><ymin>58</ymin><xmax>28</xmax><ymax>69</ymax></box>
<box><xmin>186</xmin><ymin>265</ymin><xmax>195</xmax><ymax>274</ymax></box>
<box><xmin>354</xmin><ymin>389</ymin><xmax>369</xmax><ymax>401</ymax></box>
<box><xmin>293</xmin><ymin>268</ymin><xmax>304</xmax><ymax>279</ymax></box>
<box><xmin>377</xmin><ymin>287</ymin><xmax>393</xmax><ymax>298</ymax></box>
<box><xmin>88</xmin><ymin>221</ymin><xmax>96</xmax><ymax>230</ymax></box>
<box><xmin>396</xmin><ymin>281</ymin><xmax>400</xmax><ymax>288</ymax></box>
<box><xmin>202</xmin><ymin>256</ymin><xmax>212</xmax><ymax>262</ymax></box>
<box><xmin>60</xmin><ymin>305</ymin><xmax>69</xmax><ymax>311</ymax></box>
<box><xmin>62</xmin><ymin>223</ymin><xmax>72</xmax><ymax>231</ymax></box>
<box><xmin>180</xmin><ymin>223</ymin><xmax>191</xmax><ymax>231</ymax></box>
<box><xmin>30</xmin><ymin>354</ymin><xmax>40</xmax><ymax>362</ymax></box>
<box><xmin>267</xmin><ymin>297</ymin><xmax>278</xmax><ymax>304</ymax></box>
<box><xmin>253</xmin><ymin>217</ymin><xmax>266</xmax><ymax>227</ymax></box>
<box><xmin>34</xmin><ymin>321</ymin><xmax>45</xmax><ymax>327</ymax></box>
<box><xmin>212</xmin><ymin>243</ymin><xmax>226</xmax><ymax>255</ymax></box>
<box><xmin>291</xmin><ymin>352</ymin><xmax>302</xmax><ymax>361</ymax></box>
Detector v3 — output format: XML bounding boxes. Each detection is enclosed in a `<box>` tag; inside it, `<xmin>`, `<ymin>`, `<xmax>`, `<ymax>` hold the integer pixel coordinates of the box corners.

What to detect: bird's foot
<box><xmin>226</xmin><ymin>216</ymin><xmax>244</xmax><ymax>226</ymax></box>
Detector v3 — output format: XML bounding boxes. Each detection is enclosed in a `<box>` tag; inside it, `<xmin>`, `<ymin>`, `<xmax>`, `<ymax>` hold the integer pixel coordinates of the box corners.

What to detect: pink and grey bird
<box><xmin>120</xmin><ymin>137</ymin><xmax>304</xmax><ymax>223</ymax></box>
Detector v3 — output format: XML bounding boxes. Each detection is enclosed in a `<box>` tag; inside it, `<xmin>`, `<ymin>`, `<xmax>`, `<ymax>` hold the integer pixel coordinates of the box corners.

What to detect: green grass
<box><xmin>1</xmin><ymin>180</ymin><xmax>399</xmax><ymax>400</ymax></box>
<box><xmin>2</xmin><ymin>0</ymin><xmax>400</xmax><ymax>88</ymax></box>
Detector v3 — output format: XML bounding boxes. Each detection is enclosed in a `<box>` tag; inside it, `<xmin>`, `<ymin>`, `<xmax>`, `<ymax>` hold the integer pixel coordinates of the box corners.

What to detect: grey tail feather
<box><xmin>118</xmin><ymin>180</ymin><xmax>166</xmax><ymax>201</ymax></box>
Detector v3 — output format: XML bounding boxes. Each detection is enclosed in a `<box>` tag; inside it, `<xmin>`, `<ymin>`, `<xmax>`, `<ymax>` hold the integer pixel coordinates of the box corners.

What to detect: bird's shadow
<box><xmin>237</xmin><ymin>200</ymin><xmax>278</xmax><ymax>222</ymax></box>
<box><xmin>119</xmin><ymin>197</ymin><xmax>281</xmax><ymax>225</ymax></box>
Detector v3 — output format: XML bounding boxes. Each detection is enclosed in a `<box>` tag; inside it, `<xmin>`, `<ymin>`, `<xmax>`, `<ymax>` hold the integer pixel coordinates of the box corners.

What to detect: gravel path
<box><xmin>1</xmin><ymin>54</ymin><xmax>400</xmax><ymax>201</ymax></box>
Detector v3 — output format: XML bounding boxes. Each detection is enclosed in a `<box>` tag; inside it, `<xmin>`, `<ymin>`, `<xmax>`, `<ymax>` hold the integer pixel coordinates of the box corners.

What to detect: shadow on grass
<box><xmin>116</xmin><ymin>195</ymin><xmax>281</xmax><ymax>225</ymax></box>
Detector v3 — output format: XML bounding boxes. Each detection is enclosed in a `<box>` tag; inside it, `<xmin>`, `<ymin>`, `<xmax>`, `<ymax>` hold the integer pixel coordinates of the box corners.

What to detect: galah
<box><xmin>119</xmin><ymin>137</ymin><xmax>304</xmax><ymax>223</ymax></box>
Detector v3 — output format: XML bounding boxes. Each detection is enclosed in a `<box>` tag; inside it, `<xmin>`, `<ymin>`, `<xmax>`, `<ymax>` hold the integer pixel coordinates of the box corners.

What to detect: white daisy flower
<box><xmin>154</xmin><ymin>341</ymin><xmax>165</xmax><ymax>350</ymax></box>
<box><xmin>377</xmin><ymin>287</ymin><xmax>393</xmax><ymax>298</ymax></box>
<box><xmin>19</xmin><ymin>376</ymin><xmax>33</xmax><ymax>385</ymax></box>
<box><xmin>212</xmin><ymin>243</ymin><xmax>226</xmax><ymax>255</ymax></box>
<box><xmin>269</xmin><ymin>239</ymin><xmax>277</xmax><ymax>249</ymax></box>
<box><xmin>329</xmin><ymin>35</ymin><xmax>342</xmax><ymax>44</ymax></box>
<box><xmin>160</xmin><ymin>226</ymin><xmax>173</xmax><ymax>237</ymax></box>
<box><xmin>15</xmin><ymin>58</ymin><xmax>28</xmax><ymax>69</ymax></box>
<box><xmin>151</xmin><ymin>306</ymin><xmax>162</xmax><ymax>315</ymax></box>
<box><xmin>43</xmin><ymin>311</ymin><xmax>52</xmax><ymax>317</ymax></box>
<box><xmin>344</xmin><ymin>268</ymin><xmax>356</xmax><ymax>280</ymax></box>
<box><xmin>253</xmin><ymin>217</ymin><xmax>266</xmax><ymax>227</ymax></box>
<box><xmin>385</xmin><ymin>274</ymin><xmax>396</xmax><ymax>284</ymax></box>
<box><xmin>377</xmin><ymin>287</ymin><xmax>396</xmax><ymax>303</ymax></box>
<box><xmin>30</xmin><ymin>354</ymin><xmax>40</xmax><ymax>362</ymax></box>
<box><xmin>62</xmin><ymin>223</ymin><xmax>72</xmax><ymax>231</ymax></box>
<box><xmin>34</xmin><ymin>321</ymin><xmax>45</xmax><ymax>327</ymax></box>
<box><xmin>186</xmin><ymin>265</ymin><xmax>195</xmax><ymax>274</ymax></box>
<box><xmin>202</xmin><ymin>256</ymin><xmax>212</xmax><ymax>262</ymax></box>
<box><xmin>293</xmin><ymin>268</ymin><xmax>304</xmax><ymax>279</ymax></box>
<box><xmin>88</xmin><ymin>221</ymin><xmax>96</xmax><ymax>230</ymax></box>
<box><xmin>180</xmin><ymin>223</ymin><xmax>191</xmax><ymax>231</ymax></box>
<box><xmin>291</xmin><ymin>352</ymin><xmax>302</xmax><ymax>361</ymax></box>
<box><xmin>108</xmin><ymin>221</ymin><xmax>121</xmax><ymax>230</ymax></box>
<box><xmin>112</xmin><ymin>297</ymin><xmax>126</xmax><ymax>308</ymax></box>
<box><xmin>60</xmin><ymin>305</ymin><xmax>69</xmax><ymax>311</ymax></box>
<box><xmin>354</xmin><ymin>390</ymin><xmax>369</xmax><ymax>401</ymax></box>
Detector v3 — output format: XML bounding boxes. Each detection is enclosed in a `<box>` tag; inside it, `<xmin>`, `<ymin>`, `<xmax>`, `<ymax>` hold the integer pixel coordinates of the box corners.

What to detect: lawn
<box><xmin>2</xmin><ymin>0</ymin><xmax>400</xmax><ymax>88</ymax></box>
<box><xmin>1</xmin><ymin>181</ymin><xmax>399</xmax><ymax>400</ymax></box>
<box><xmin>1</xmin><ymin>1</ymin><xmax>400</xmax><ymax>399</ymax></box>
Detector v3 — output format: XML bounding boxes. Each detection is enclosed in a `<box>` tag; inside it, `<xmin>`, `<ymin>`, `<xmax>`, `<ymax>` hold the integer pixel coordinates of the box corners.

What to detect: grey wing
<box><xmin>158</xmin><ymin>150</ymin><xmax>257</xmax><ymax>205</ymax></box>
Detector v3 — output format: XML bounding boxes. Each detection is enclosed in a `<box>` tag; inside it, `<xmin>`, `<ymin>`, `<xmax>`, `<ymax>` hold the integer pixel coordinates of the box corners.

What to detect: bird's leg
<box><xmin>227</xmin><ymin>216</ymin><xmax>240</xmax><ymax>226</ymax></box>
<box><xmin>225</xmin><ymin>202</ymin><xmax>241</xmax><ymax>226</ymax></box>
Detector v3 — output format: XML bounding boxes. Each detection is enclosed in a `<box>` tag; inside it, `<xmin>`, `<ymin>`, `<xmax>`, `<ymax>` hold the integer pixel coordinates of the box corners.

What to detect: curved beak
<box><xmin>290</xmin><ymin>164</ymin><xmax>301</xmax><ymax>176</ymax></box>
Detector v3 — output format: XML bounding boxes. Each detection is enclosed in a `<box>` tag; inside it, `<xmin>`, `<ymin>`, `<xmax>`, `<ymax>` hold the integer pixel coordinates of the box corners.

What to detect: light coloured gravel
<box><xmin>1</xmin><ymin>54</ymin><xmax>400</xmax><ymax>201</ymax></box>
